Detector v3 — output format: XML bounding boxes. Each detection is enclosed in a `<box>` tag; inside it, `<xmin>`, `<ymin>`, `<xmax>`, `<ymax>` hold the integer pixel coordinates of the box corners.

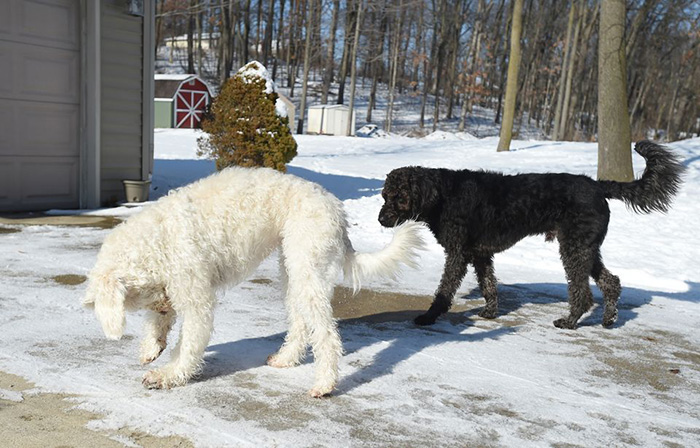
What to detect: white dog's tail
<box><xmin>343</xmin><ymin>220</ymin><xmax>425</xmax><ymax>293</ymax></box>
<box><xmin>82</xmin><ymin>271</ymin><xmax>127</xmax><ymax>340</ymax></box>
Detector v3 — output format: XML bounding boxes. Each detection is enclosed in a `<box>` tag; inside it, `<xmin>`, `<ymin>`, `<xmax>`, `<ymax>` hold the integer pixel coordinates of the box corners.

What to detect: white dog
<box><xmin>84</xmin><ymin>167</ymin><xmax>424</xmax><ymax>397</ymax></box>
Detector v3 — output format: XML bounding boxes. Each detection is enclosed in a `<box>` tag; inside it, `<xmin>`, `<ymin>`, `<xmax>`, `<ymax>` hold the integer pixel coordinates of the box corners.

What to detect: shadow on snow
<box><xmin>200</xmin><ymin>280</ymin><xmax>697</xmax><ymax>394</ymax></box>
<box><xmin>150</xmin><ymin>160</ymin><xmax>383</xmax><ymax>201</ymax></box>
<box><xmin>203</xmin><ymin>312</ymin><xmax>513</xmax><ymax>395</ymax></box>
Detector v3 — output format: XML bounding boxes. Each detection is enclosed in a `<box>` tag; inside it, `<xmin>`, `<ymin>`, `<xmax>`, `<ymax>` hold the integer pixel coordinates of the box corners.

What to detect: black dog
<box><xmin>378</xmin><ymin>141</ymin><xmax>684</xmax><ymax>329</ymax></box>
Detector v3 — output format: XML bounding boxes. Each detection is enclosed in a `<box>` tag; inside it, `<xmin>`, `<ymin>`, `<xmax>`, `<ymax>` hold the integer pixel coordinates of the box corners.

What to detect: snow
<box><xmin>1</xmin><ymin>130</ymin><xmax>699</xmax><ymax>447</ymax></box>
<box><xmin>236</xmin><ymin>61</ymin><xmax>276</xmax><ymax>94</ymax></box>
<box><xmin>235</xmin><ymin>60</ymin><xmax>288</xmax><ymax>118</ymax></box>
<box><xmin>154</xmin><ymin>74</ymin><xmax>197</xmax><ymax>81</ymax></box>
<box><xmin>423</xmin><ymin>130</ymin><xmax>479</xmax><ymax>141</ymax></box>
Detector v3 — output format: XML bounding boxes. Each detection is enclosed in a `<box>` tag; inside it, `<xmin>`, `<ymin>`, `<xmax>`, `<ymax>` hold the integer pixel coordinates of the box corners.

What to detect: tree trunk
<box><xmin>492</xmin><ymin>0</ymin><xmax>509</xmax><ymax>123</ymax></box>
<box><xmin>297</xmin><ymin>0</ymin><xmax>316</xmax><ymax>134</ymax></box>
<box><xmin>494</xmin><ymin>2</ymin><xmax>511</xmax><ymax>125</ymax></box>
<box><xmin>285</xmin><ymin>0</ymin><xmax>298</xmax><ymax>90</ymax></box>
<box><xmin>321</xmin><ymin>0</ymin><xmax>340</xmax><ymax>104</ymax></box>
<box><xmin>445</xmin><ymin>0</ymin><xmax>463</xmax><ymax>120</ymax></box>
<box><xmin>155</xmin><ymin>0</ymin><xmax>164</xmax><ymax>53</ymax></box>
<box><xmin>386</xmin><ymin>0</ymin><xmax>404</xmax><ymax>133</ymax></box>
<box><xmin>255</xmin><ymin>0</ymin><xmax>263</xmax><ymax>61</ymax></box>
<box><xmin>263</xmin><ymin>0</ymin><xmax>275</xmax><ymax>64</ymax></box>
<box><xmin>272</xmin><ymin>0</ymin><xmax>286</xmax><ymax>80</ymax></box>
<box><xmin>560</xmin><ymin>0</ymin><xmax>584</xmax><ymax>140</ymax></box>
<box><xmin>565</xmin><ymin>0</ymin><xmax>597</xmax><ymax>140</ymax></box>
<box><xmin>366</xmin><ymin>3</ymin><xmax>387</xmax><ymax>123</ymax></box>
<box><xmin>459</xmin><ymin>0</ymin><xmax>486</xmax><ymax>132</ymax></box>
<box><xmin>496</xmin><ymin>0</ymin><xmax>524</xmax><ymax>152</ymax></box>
<box><xmin>186</xmin><ymin>0</ymin><xmax>195</xmax><ymax>73</ymax></box>
<box><xmin>420</xmin><ymin>0</ymin><xmax>439</xmax><ymax>129</ymax></box>
<box><xmin>346</xmin><ymin>0</ymin><xmax>364</xmax><ymax>136</ymax></box>
<box><xmin>196</xmin><ymin>7</ymin><xmax>203</xmax><ymax>75</ymax></box>
<box><xmin>552</xmin><ymin>0</ymin><xmax>575</xmax><ymax>141</ymax></box>
<box><xmin>337</xmin><ymin>0</ymin><xmax>356</xmax><ymax>105</ymax></box>
<box><xmin>664</xmin><ymin>77</ymin><xmax>680</xmax><ymax>142</ymax></box>
<box><xmin>432</xmin><ymin>0</ymin><xmax>448</xmax><ymax>132</ymax></box>
<box><xmin>219</xmin><ymin>0</ymin><xmax>234</xmax><ymax>84</ymax></box>
<box><xmin>597</xmin><ymin>0</ymin><xmax>633</xmax><ymax>181</ymax></box>
<box><xmin>243</xmin><ymin>0</ymin><xmax>252</xmax><ymax>63</ymax></box>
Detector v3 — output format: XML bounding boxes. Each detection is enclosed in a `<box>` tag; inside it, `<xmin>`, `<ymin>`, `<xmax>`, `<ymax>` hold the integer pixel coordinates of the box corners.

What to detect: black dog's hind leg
<box><xmin>591</xmin><ymin>253</ymin><xmax>621</xmax><ymax>328</ymax></box>
<box><xmin>474</xmin><ymin>255</ymin><xmax>499</xmax><ymax>319</ymax></box>
<box><xmin>555</xmin><ymin>242</ymin><xmax>595</xmax><ymax>329</ymax></box>
<box><xmin>415</xmin><ymin>250</ymin><xmax>468</xmax><ymax>326</ymax></box>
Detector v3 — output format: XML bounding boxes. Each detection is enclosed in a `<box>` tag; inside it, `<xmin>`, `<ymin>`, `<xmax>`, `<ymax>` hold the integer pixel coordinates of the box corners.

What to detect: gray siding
<box><xmin>0</xmin><ymin>0</ymin><xmax>81</xmax><ymax>211</ymax></box>
<box><xmin>100</xmin><ymin>0</ymin><xmax>144</xmax><ymax>205</ymax></box>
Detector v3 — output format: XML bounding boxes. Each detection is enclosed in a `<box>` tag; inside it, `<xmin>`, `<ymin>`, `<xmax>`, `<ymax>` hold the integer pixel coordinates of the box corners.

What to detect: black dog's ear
<box><xmin>411</xmin><ymin>169</ymin><xmax>440</xmax><ymax>212</ymax></box>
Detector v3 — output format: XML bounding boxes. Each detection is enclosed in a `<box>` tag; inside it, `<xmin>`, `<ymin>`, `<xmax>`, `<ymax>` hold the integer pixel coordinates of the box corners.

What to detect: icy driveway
<box><xmin>0</xmin><ymin>219</ymin><xmax>698</xmax><ymax>447</ymax></box>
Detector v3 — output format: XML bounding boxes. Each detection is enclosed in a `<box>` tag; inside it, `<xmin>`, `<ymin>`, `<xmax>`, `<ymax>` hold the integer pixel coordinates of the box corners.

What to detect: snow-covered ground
<box><xmin>1</xmin><ymin>131</ymin><xmax>699</xmax><ymax>447</ymax></box>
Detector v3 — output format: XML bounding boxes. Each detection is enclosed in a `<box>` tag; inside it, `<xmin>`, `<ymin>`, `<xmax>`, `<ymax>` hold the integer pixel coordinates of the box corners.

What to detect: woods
<box><xmin>156</xmin><ymin>0</ymin><xmax>700</xmax><ymax>142</ymax></box>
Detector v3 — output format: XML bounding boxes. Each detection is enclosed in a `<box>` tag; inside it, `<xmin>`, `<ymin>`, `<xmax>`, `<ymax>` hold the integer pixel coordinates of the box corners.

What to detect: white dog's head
<box><xmin>83</xmin><ymin>271</ymin><xmax>127</xmax><ymax>340</ymax></box>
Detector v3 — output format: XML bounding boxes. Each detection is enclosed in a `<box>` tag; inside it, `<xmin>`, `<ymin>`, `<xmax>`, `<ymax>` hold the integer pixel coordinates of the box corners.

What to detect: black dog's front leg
<box><xmin>415</xmin><ymin>250</ymin><xmax>468</xmax><ymax>326</ymax></box>
<box><xmin>474</xmin><ymin>255</ymin><xmax>499</xmax><ymax>318</ymax></box>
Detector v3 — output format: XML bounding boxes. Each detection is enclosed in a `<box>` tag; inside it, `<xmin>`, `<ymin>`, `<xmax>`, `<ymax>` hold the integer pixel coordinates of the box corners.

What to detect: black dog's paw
<box><xmin>414</xmin><ymin>313</ymin><xmax>437</xmax><ymax>326</ymax></box>
<box><xmin>553</xmin><ymin>317</ymin><xmax>577</xmax><ymax>330</ymax></box>
<box><xmin>478</xmin><ymin>308</ymin><xmax>498</xmax><ymax>319</ymax></box>
<box><xmin>602</xmin><ymin>312</ymin><xmax>618</xmax><ymax>328</ymax></box>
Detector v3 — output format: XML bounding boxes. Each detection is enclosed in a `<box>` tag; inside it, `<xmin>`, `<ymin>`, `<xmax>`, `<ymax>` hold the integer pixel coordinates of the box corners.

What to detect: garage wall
<box><xmin>100</xmin><ymin>0</ymin><xmax>144</xmax><ymax>205</ymax></box>
<box><xmin>0</xmin><ymin>0</ymin><xmax>81</xmax><ymax>211</ymax></box>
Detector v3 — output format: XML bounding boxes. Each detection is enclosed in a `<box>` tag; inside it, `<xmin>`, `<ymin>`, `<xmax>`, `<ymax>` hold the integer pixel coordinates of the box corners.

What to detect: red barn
<box><xmin>154</xmin><ymin>74</ymin><xmax>212</xmax><ymax>128</ymax></box>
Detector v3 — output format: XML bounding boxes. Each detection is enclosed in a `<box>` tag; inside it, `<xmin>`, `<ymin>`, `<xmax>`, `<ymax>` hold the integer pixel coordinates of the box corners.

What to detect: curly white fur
<box><xmin>83</xmin><ymin>167</ymin><xmax>424</xmax><ymax>397</ymax></box>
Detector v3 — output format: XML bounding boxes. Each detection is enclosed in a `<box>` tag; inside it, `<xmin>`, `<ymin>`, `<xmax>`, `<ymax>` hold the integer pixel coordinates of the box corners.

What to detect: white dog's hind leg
<box><xmin>143</xmin><ymin>291</ymin><xmax>215</xmax><ymax>389</ymax></box>
<box><xmin>268</xmin><ymin>255</ymin><xmax>309</xmax><ymax>368</ymax></box>
<box><xmin>287</xmin><ymin>265</ymin><xmax>342</xmax><ymax>397</ymax></box>
<box><xmin>267</xmin><ymin>305</ymin><xmax>308</xmax><ymax>368</ymax></box>
<box><xmin>303</xmin><ymin>287</ymin><xmax>342</xmax><ymax>398</ymax></box>
<box><xmin>140</xmin><ymin>309</ymin><xmax>176</xmax><ymax>365</ymax></box>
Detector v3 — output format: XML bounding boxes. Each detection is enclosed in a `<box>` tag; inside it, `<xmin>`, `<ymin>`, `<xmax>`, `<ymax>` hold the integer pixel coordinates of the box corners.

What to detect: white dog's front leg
<box><xmin>143</xmin><ymin>303</ymin><xmax>214</xmax><ymax>389</ymax></box>
<box><xmin>140</xmin><ymin>309</ymin><xmax>176</xmax><ymax>365</ymax></box>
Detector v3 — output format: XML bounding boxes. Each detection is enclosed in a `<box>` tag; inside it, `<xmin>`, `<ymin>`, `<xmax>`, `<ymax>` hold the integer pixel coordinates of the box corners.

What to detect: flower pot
<box><xmin>123</xmin><ymin>180</ymin><xmax>151</xmax><ymax>203</ymax></box>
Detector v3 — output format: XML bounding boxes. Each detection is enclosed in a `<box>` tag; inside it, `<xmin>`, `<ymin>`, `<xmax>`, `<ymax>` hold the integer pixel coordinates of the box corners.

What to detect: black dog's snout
<box><xmin>378</xmin><ymin>204</ymin><xmax>397</xmax><ymax>227</ymax></box>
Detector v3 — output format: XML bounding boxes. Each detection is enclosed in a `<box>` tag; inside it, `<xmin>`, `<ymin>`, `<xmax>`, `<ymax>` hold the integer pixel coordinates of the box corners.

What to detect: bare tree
<box><xmin>386</xmin><ymin>0</ymin><xmax>404</xmax><ymax>133</ymax></box>
<box><xmin>559</xmin><ymin>0</ymin><xmax>584</xmax><ymax>141</ymax></box>
<box><xmin>497</xmin><ymin>0</ymin><xmax>524</xmax><ymax>152</ymax></box>
<box><xmin>153</xmin><ymin>0</ymin><xmax>698</xmax><ymax>142</ymax></box>
<box><xmin>597</xmin><ymin>0</ymin><xmax>633</xmax><ymax>181</ymax></box>
<box><xmin>551</xmin><ymin>1</ymin><xmax>575</xmax><ymax>141</ymax></box>
<box><xmin>186</xmin><ymin>0</ymin><xmax>195</xmax><ymax>73</ymax></box>
<box><xmin>337</xmin><ymin>0</ymin><xmax>357</xmax><ymax>105</ymax></box>
<box><xmin>346</xmin><ymin>0</ymin><xmax>365</xmax><ymax>136</ymax></box>
<box><xmin>321</xmin><ymin>0</ymin><xmax>340</xmax><ymax>104</ymax></box>
<box><xmin>297</xmin><ymin>0</ymin><xmax>317</xmax><ymax>134</ymax></box>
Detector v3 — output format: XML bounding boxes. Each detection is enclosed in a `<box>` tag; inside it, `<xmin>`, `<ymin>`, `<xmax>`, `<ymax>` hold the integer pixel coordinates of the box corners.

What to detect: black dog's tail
<box><xmin>600</xmin><ymin>140</ymin><xmax>685</xmax><ymax>214</ymax></box>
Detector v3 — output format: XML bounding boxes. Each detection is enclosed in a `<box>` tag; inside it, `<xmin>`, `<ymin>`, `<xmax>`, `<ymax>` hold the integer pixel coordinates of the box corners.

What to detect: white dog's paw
<box><xmin>142</xmin><ymin>369</ymin><xmax>168</xmax><ymax>389</ymax></box>
<box><xmin>142</xmin><ymin>368</ymin><xmax>187</xmax><ymax>389</ymax></box>
<box><xmin>266</xmin><ymin>353</ymin><xmax>300</xmax><ymax>368</ymax></box>
<box><xmin>140</xmin><ymin>339</ymin><xmax>166</xmax><ymax>365</ymax></box>
<box><xmin>308</xmin><ymin>384</ymin><xmax>334</xmax><ymax>398</ymax></box>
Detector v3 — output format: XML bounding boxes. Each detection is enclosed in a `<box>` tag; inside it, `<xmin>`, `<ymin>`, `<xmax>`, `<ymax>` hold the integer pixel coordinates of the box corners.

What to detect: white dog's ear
<box><xmin>84</xmin><ymin>273</ymin><xmax>127</xmax><ymax>340</ymax></box>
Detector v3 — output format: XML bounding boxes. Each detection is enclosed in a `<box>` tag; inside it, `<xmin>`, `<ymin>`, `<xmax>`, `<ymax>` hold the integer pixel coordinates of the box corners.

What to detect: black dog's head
<box><xmin>379</xmin><ymin>167</ymin><xmax>440</xmax><ymax>227</ymax></box>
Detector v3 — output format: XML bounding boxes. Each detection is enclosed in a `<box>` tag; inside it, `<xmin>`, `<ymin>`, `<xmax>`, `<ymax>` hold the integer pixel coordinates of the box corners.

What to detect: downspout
<box><xmin>81</xmin><ymin>0</ymin><xmax>100</xmax><ymax>209</ymax></box>
<box><xmin>142</xmin><ymin>0</ymin><xmax>156</xmax><ymax>182</ymax></box>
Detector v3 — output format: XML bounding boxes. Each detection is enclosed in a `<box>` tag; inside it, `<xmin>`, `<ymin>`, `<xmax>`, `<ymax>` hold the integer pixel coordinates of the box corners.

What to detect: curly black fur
<box><xmin>378</xmin><ymin>141</ymin><xmax>685</xmax><ymax>329</ymax></box>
